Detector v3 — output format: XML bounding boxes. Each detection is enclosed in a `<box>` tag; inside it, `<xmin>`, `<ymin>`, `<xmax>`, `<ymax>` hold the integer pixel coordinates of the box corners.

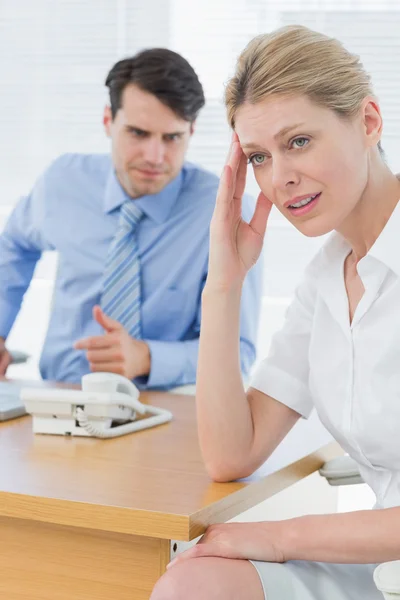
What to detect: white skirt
<box><xmin>250</xmin><ymin>560</ymin><xmax>381</xmax><ymax>599</ymax></box>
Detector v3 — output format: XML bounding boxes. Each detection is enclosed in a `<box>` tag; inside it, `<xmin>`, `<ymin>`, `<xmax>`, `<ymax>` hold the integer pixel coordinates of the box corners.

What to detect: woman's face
<box><xmin>235</xmin><ymin>94</ymin><xmax>376</xmax><ymax>237</ymax></box>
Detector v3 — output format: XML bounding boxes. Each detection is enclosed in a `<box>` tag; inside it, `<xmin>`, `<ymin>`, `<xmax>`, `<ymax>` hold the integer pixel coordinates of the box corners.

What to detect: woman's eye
<box><xmin>248</xmin><ymin>154</ymin><xmax>266</xmax><ymax>166</ymax></box>
<box><xmin>292</xmin><ymin>137</ymin><xmax>309</xmax><ymax>149</ymax></box>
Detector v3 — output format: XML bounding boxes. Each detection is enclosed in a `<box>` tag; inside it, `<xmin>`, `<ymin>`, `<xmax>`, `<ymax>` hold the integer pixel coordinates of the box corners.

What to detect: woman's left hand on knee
<box><xmin>167</xmin><ymin>522</ymin><xmax>287</xmax><ymax>569</ymax></box>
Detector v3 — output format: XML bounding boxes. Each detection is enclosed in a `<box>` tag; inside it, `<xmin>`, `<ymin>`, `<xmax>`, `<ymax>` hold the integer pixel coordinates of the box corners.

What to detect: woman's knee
<box><xmin>150</xmin><ymin>557</ymin><xmax>265</xmax><ymax>600</ymax></box>
<box><xmin>150</xmin><ymin>558</ymin><xmax>215</xmax><ymax>600</ymax></box>
<box><xmin>150</xmin><ymin>559</ymin><xmax>201</xmax><ymax>600</ymax></box>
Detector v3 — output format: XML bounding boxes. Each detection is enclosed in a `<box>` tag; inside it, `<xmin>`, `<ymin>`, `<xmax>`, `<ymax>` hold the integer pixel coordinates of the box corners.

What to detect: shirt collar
<box><xmin>103</xmin><ymin>165</ymin><xmax>184</xmax><ymax>224</ymax></box>
<box><xmin>367</xmin><ymin>199</ymin><xmax>400</xmax><ymax>277</ymax></box>
<box><xmin>320</xmin><ymin>199</ymin><xmax>400</xmax><ymax>277</ymax></box>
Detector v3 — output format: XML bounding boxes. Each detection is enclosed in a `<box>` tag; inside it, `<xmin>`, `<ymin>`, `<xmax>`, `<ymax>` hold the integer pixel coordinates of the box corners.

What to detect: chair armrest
<box><xmin>9</xmin><ymin>350</ymin><xmax>30</xmax><ymax>365</ymax></box>
<box><xmin>319</xmin><ymin>455</ymin><xmax>364</xmax><ymax>486</ymax></box>
<box><xmin>374</xmin><ymin>561</ymin><xmax>400</xmax><ymax>598</ymax></box>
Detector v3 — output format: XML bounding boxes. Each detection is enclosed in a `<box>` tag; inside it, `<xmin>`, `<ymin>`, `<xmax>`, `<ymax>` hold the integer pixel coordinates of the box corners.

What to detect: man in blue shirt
<box><xmin>0</xmin><ymin>49</ymin><xmax>263</xmax><ymax>389</ymax></box>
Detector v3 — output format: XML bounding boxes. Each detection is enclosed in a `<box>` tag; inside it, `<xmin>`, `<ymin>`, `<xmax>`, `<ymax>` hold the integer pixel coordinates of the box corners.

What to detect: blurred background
<box><xmin>0</xmin><ymin>0</ymin><xmax>395</xmax><ymax>509</ymax></box>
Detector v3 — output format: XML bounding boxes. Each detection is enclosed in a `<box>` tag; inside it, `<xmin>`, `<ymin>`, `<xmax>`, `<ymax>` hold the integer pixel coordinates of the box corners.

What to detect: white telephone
<box><xmin>21</xmin><ymin>372</ymin><xmax>172</xmax><ymax>438</ymax></box>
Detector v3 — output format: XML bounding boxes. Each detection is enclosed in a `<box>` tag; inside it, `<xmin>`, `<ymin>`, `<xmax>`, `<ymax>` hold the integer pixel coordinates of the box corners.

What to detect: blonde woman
<box><xmin>150</xmin><ymin>25</ymin><xmax>400</xmax><ymax>599</ymax></box>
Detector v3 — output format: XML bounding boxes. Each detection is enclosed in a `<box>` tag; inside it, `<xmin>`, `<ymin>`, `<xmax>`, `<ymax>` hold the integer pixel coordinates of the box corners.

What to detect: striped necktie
<box><xmin>100</xmin><ymin>201</ymin><xmax>144</xmax><ymax>339</ymax></box>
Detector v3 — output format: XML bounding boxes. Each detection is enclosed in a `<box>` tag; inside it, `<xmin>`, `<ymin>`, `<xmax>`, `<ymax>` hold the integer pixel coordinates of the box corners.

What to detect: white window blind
<box><xmin>0</xmin><ymin>0</ymin><xmax>171</xmax><ymax>205</ymax></box>
<box><xmin>2</xmin><ymin>1</ymin><xmax>398</xmax><ymax>283</ymax></box>
<box><xmin>1</xmin><ymin>0</ymin><xmax>399</xmax><ymax>368</ymax></box>
<box><xmin>173</xmin><ymin>0</ymin><xmax>400</xmax><ymax>307</ymax></box>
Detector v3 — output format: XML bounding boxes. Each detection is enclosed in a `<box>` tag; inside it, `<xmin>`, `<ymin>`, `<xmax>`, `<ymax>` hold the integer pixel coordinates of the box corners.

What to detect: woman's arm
<box><xmin>196</xmin><ymin>135</ymin><xmax>300</xmax><ymax>482</ymax></box>
<box><xmin>169</xmin><ymin>508</ymin><xmax>400</xmax><ymax>568</ymax></box>
<box><xmin>198</xmin><ymin>287</ymin><xmax>300</xmax><ymax>481</ymax></box>
<box><xmin>283</xmin><ymin>507</ymin><xmax>400</xmax><ymax>564</ymax></box>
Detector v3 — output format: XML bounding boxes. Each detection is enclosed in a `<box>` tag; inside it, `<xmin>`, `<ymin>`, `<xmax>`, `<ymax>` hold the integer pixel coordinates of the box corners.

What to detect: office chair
<box><xmin>9</xmin><ymin>350</ymin><xmax>30</xmax><ymax>365</ymax></box>
<box><xmin>320</xmin><ymin>456</ymin><xmax>400</xmax><ymax>599</ymax></box>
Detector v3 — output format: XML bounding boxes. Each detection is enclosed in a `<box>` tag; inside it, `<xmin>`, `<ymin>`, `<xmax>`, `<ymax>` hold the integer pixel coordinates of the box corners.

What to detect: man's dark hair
<box><xmin>105</xmin><ymin>48</ymin><xmax>205</xmax><ymax>122</ymax></box>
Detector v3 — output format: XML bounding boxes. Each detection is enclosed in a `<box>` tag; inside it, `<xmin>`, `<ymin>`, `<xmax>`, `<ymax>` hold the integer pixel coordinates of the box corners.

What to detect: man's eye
<box><xmin>165</xmin><ymin>134</ymin><xmax>180</xmax><ymax>142</ymax></box>
<box><xmin>130</xmin><ymin>129</ymin><xmax>145</xmax><ymax>137</ymax></box>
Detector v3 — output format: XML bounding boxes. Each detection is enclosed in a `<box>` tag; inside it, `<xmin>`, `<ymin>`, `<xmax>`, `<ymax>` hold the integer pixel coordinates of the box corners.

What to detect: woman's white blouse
<box><xmin>251</xmin><ymin>203</ymin><xmax>400</xmax><ymax>509</ymax></box>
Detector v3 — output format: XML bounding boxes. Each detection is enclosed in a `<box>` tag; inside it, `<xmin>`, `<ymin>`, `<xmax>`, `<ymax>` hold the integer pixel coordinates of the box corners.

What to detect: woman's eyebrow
<box><xmin>241</xmin><ymin>123</ymin><xmax>306</xmax><ymax>150</ymax></box>
<box><xmin>273</xmin><ymin>123</ymin><xmax>306</xmax><ymax>140</ymax></box>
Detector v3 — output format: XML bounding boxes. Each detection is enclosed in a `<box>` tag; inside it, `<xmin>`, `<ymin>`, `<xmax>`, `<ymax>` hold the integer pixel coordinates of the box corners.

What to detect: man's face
<box><xmin>104</xmin><ymin>84</ymin><xmax>194</xmax><ymax>198</ymax></box>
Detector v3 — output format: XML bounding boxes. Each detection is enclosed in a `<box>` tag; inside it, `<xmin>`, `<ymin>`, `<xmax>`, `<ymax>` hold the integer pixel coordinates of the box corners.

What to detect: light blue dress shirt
<box><xmin>0</xmin><ymin>154</ymin><xmax>263</xmax><ymax>388</ymax></box>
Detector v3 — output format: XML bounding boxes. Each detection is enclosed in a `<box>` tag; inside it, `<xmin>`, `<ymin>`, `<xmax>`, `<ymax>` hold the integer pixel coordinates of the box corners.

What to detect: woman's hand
<box><xmin>207</xmin><ymin>133</ymin><xmax>272</xmax><ymax>290</ymax></box>
<box><xmin>167</xmin><ymin>522</ymin><xmax>286</xmax><ymax>569</ymax></box>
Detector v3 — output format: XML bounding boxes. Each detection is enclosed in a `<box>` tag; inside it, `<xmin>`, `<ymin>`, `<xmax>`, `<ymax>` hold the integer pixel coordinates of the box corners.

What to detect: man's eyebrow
<box><xmin>125</xmin><ymin>126</ymin><xmax>186</xmax><ymax>137</ymax></box>
<box><xmin>163</xmin><ymin>131</ymin><xmax>186</xmax><ymax>137</ymax></box>
<box><xmin>125</xmin><ymin>125</ymin><xmax>149</xmax><ymax>135</ymax></box>
<box><xmin>241</xmin><ymin>123</ymin><xmax>306</xmax><ymax>150</ymax></box>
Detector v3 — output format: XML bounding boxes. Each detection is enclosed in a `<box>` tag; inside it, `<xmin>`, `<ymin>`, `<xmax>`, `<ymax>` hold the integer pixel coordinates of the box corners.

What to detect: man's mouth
<box><xmin>137</xmin><ymin>169</ymin><xmax>165</xmax><ymax>177</ymax></box>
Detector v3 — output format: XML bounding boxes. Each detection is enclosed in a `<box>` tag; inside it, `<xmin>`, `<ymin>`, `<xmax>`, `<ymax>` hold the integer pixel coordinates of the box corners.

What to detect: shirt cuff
<box><xmin>0</xmin><ymin>296</ymin><xmax>20</xmax><ymax>339</ymax></box>
<box><xmin>144</xmin><ymin>339</ymin><xmax>190</xmax><ymax>389</ymax></box>
<box><xmin>250</xmin><ymin>363</ymin><xmax>314</xmax><ymax>419</ymax></box>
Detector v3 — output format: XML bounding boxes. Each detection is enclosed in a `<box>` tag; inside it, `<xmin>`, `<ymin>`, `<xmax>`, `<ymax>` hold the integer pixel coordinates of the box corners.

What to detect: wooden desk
<box><xmin>0</xmin><ymin>381</ymin><xmax>341</xmax><ymax>599</ymax></box>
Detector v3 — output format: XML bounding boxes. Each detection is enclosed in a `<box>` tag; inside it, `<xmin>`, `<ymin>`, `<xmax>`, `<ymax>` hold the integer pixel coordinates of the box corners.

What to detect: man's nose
<box><xmin>142</xmin><ymin>138</ymin><xmax>165</xmax><ymax>164</ymax></box>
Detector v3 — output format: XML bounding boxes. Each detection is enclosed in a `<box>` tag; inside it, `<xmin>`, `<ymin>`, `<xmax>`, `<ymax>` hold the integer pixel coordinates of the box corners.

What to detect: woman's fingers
<box><xmin>167</xmin><ymin>543</ymin><xmax>231</xmax><ymax>569</ymax></box>
<box><xmin>214</xmin><ymin>138</ymin><xmax>243</xmax><ymax>216</ymax></box>
<box><xmin>233</xmin><ymin>150</ymin><xmax>248</xmax><ymax>201</ymax></box>
<box><xmin>214</xmin><ymin>164</ymin><xmax>232</xmax><ymax>214</ymax></box>
<box><xmin>249</xmin><ymin>192</ymin><xmax>273</xmax><ymax>238</ymax></box>
<box><xmin>227</xmin><ymin>139</ymin><xmax>243</xmax><ymax>188</ymax></box>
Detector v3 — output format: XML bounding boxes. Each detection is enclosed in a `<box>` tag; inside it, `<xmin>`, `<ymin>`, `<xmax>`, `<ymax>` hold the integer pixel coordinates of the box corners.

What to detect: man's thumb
<box><xmin>93</xmin><ymin>305</ymin><xmax>120</xmax><ymax>332</ymax></box>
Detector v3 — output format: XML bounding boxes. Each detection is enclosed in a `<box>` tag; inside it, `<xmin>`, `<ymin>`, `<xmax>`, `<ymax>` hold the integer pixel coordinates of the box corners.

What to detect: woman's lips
<box><xmin>287</xmin><ymin>192</ymin><xmax>321</xmax><ymax>216</ymax></box>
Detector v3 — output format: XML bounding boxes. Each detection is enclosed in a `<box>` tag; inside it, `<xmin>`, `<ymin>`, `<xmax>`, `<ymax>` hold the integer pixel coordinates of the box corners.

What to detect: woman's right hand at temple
<box><xmin>207</xmin><ymin>133</ymin><xmax>272</xmax><ymax>290</ymax></box>
<box><xmin>197</xmin><ymin>135</ymin><xmax>284</xmax><ymax>483</ymax></box>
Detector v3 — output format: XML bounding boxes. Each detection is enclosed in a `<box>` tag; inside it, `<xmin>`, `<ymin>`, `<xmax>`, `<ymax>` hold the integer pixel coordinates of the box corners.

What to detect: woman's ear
<box><xmin>362</xmin><ymin>97</ymin><xmax>383</xmax><ymax>148</ymax></box>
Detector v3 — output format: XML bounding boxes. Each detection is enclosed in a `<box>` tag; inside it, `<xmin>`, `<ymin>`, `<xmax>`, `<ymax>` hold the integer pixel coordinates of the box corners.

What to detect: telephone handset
<box><xmin>21</xmin><ymin>372</ymin><xmax>172</xmax><ymax>438</ymax></box>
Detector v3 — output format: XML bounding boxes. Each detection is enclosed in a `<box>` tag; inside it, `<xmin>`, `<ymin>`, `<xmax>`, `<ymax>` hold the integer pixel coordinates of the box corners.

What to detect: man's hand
<box><xmin>74</xmin><ymin>306</ymin><xmax>151</xmax><ymax>379</ymax></box>
<box><xmin>0</xmin><ymin>337</ymin><xmax>12</xmax><ymax>376</ymax></box>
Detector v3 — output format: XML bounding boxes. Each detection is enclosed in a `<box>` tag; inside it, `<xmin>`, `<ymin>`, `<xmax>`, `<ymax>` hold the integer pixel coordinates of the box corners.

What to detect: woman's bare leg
<box><xmin>150</xmin><ymin>557</ymin><xmax>265</xmax><ymax>600</ymax></box>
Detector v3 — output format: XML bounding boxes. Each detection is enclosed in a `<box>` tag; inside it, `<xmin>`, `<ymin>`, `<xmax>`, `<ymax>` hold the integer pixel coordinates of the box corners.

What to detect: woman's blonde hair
<box><xmin>225</xmin><ymin>25</ymin><xmax>376</xmax><ymax>128</ymax></box>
